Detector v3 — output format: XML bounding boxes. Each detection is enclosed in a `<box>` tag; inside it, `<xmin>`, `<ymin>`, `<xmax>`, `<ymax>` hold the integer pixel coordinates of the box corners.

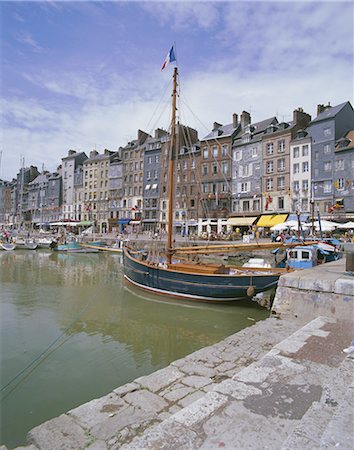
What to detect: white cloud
<box><xmin>15</xmin><ymin>31</ymin><xmax>45</xmax><ymax>53</ymax></box>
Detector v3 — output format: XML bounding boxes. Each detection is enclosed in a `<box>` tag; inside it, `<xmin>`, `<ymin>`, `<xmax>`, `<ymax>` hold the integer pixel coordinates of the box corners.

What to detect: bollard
<box><xmin>345</xmin><ymin>251</ymin><xmax>354</xmax><ymax>273</ymax></box>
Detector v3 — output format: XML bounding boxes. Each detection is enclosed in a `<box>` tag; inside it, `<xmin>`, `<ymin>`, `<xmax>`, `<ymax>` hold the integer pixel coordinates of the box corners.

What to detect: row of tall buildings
<box><xmin>0</xmin><ymin>100</ymin><xmax>353</xmax><ymax>234</ymax></box>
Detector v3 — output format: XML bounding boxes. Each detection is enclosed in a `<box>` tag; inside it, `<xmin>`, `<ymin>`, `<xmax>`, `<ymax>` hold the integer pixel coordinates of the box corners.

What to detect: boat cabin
<box><xmin>286</xmin><ymin>246</ymin><xmax>317</xmax><ymax>269</ymax></box>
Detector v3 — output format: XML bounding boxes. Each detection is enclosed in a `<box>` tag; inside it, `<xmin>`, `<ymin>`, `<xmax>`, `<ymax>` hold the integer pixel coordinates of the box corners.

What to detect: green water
<box><xmin>0</xmin><ymin>250</ymin><xmax>268</xmax><ymax>448</ymax></box>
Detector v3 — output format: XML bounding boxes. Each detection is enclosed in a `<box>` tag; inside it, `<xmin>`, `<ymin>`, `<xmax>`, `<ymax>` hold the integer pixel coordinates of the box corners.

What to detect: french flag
<box><xmin>161</xmin><ymin>46</ymin><xmax>176</xmax><ymax>71</ymax></box>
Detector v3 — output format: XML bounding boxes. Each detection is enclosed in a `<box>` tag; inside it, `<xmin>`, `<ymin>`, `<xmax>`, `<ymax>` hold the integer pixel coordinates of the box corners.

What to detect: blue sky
<box><xmin>1</xmin><ymin>0</ymin><xmax>353</xmax><ymax>179</ymax></box>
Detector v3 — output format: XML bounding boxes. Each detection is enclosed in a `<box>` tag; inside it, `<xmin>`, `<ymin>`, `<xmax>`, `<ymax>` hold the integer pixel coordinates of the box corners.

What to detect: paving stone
<box><xmin>27</xmin><ymin>414</ymin><xmax>90</xmax><ymax>450</ymax></box>
<box><xmin>163</xmin><ymin>386</ymin><xmax>194</xmax><ymax>402</ymax></box>
<box><xmin>89</xmin><ymin>405</ymin><xmax>154</xmax><ymax>441</ymax></box>
<box><xmin>334</xmin><ymin>278</ymin><xmax>354</xmax><ymax>295</ymax></box>
<box><xmin>134</xmin><ymin>366</ymin><xmax>183</xmax><ymax>393</ymax></box>
<box><xmin>173</xmin><ymin>391</ymin><xmax>228</xmax><ymax>427</ymax></box>
<box><xmin>68</xmin><ymin>393</ymin><xmax>128</xmax><ymax>429</ymax></box>
<box><xmin>86</xmin><ymin>440</ymin><xmax>108</xmax><ymax>449</ymax></box>
<box><xmin>124</xmin><ymin>389</ymin><xmax>168</xmax><ymax>412</ymax></box>
<box><xmin>176</xmin><ymin>362</ymin><xmax>217</xmax><ymax>378</ymax></box>
<box><xmin>213</xmin><ymin>380</ymin><xmax>263</xmax><ymax>400</ymax></box>
<box><xmin>181</xmin><ymin>375</ymin><xmax>212</xmax><ymax>389</ymax></box>
<box><xmin>178</xmin><ymin>390</ymin><xmax>205</xmax><ymax>408</ymax></box>
<box><xmin>113</xmin><ymin>382</ymin><xmax>140</xmax><ymax>396</ymax></box>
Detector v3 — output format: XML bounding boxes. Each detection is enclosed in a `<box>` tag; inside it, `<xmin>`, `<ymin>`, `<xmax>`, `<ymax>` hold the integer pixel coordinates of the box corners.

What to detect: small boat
<box><xmin>242</xmin><ymin>258</ymin><xmax>272</xmax><ymax>268</ymax></box>
<box><xmin>13</xmin><ymin>236</ymin><xmax>38</xmax><ymax>250</ymax></box>
<box><xmin>0</xmin><ymin>242</ymin><xmax>16</xmax><ymax>251</ymax></box>
<box><xmin>282</xmin><ymin>242</ymin><xmax>342</xmax><ymax>269</ymax></box>
<box><xmin>38</xmin><ymin>237</ymin><xmax>55</xmax><ymax>248</ymax></box>
<box><xmin>81</xmin><ymin>240</ymin><xmax>125</xmax><ymax>253</ymax></box>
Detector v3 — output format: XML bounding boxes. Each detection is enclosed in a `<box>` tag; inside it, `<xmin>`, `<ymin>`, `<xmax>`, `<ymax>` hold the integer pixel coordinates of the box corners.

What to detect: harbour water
<box><xmin>0</xmin><ymin>250</ymin><xmax>268</xmax><ymax>448</ymax></box>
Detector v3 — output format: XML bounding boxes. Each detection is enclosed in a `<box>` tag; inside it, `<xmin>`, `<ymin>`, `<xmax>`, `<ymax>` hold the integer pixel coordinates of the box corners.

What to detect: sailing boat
<box><xmin>123</xmin><ymin>56</ymin><xmax>291</xmax><ymax>302</ymax></box>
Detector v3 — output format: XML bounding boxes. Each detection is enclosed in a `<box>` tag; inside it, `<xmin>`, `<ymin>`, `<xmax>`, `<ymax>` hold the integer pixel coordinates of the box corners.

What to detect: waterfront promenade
<box><xmin>2</xmin><ymin>257</ymin><xmax>352</xmax><ymax>449</ymax></box>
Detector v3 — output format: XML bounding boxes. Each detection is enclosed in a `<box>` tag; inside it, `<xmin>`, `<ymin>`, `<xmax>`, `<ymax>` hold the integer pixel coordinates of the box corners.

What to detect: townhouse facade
<box><xmin>308</xmin><ymin>101</ymin><xmax>354</xmax><ymax>217</ymax></box>
<box><xmin>199</xmin><ymin>113</ymin><xmax>240</xmax><ymax>226</ymax></box>
<box><xmin>289</xmin><ymin>129</ymin><xmax>312</xmax><ymax>214</ymax></box>
<box><xmin>62</xmin><ymin>150</ymin><xmax>88</xmax><ymax>221</ymax></box>
<box><xmin>232</xmin><ymin>116</ymin><xmax>278</xmax><ymax>214</ymax></box>
<box><xmin>261</xmin><ymin>108</ymin><xmax>311</xmax><ymax>215</ymax></box>
<box><xmin>82</xmin><ymin>149</ymin><xmax>117</xmax><ymax>233</ymax></box>
<box><xmin>333</xmin><ymin>129</ymin><xmax>354</xmax><ymax>214</ymax></box>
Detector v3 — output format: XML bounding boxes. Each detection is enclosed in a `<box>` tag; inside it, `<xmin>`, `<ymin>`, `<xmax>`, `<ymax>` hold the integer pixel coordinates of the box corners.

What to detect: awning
<box><xmin>151</xmin><ymin>184</ymin><xmax>158</xmax><ymax>189</ymax></box>
<box><xmin>227</xmin><ymin>217</ymin><xmax>258</xmax><ymax>227</ymax></box>
<box><xmin>256</xmin><ymin>214</ymin><xmax>288</xmax><ymax>228</ymax></box>
<box><xmin>129</xmin><ymin>221</ymin><xmax>141</xmax><ymax>225</ymax></box>
<box><xmin>117</xmin><ymin>218</ymin><xmax>131</xmax><ymax>224</ymax></box>
<box><xmin>78</xmin><ymin>220</ymin><xmax>94</xmax><ymax>226</ymax></box>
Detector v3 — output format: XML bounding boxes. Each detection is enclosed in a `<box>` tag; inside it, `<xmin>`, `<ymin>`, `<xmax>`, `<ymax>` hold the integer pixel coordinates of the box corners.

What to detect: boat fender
<box><xmin>246</xmin><ymin>286</ymin><xmax>255</xmax><ymax>297</ymax></box>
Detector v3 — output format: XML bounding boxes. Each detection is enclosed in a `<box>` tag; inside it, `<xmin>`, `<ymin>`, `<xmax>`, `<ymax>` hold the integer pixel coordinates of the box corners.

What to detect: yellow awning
<box><xmin>256</xmin><ymin>214</ymin><xmax>288</xmax><ymax>228</ymax></box>
<box><xmin>227</xmin><ymin>217</ymin><xmax>258</xmax><ymax>226</ymax></box>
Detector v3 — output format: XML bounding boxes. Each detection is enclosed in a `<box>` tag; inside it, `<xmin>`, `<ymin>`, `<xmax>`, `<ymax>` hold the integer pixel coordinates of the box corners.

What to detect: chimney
<box><xmin>240</xmin><ymin>111</ymin><xmax>251</xmax><ymax>128</ymax></box>
<box><xmin>68</xmin><ymin>149</ymin><xmax>76</xmax><ymax>156</ymax></box>
<box><xmin>104</xmin><ymin>149</ymin><xmax>112</xmax><ymax>155</ymax></box>
<box><xmin>213</xmin><ymin>122</ymin><xmax>222</xmax><ymax>132</ymax></box>
<box><xmin>89</xmin><ymin>150</ymin><xmax>99</xmax><ymax>158</ymax></box>
<box><xmin>232</xmin><ymin>113</ymin><xmax>238</xmax><ymax>128</ymax></box>
<box><xmin>293</xmin><ymin>108</ymin><xmax>311</xmax><ymax>128</ymax></box>
<box><xmin>138</xmin><ymin>129</ymin><xmax>149</xmax><ymax>145</ymax></box>
<box><xmin>317</xmin><ymin>104</ymin><xmax>326</xmax><ymax>115</ymax></box>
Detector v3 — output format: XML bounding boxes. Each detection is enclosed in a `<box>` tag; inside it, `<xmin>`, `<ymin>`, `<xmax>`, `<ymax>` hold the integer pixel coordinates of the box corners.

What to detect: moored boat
<box><xmin>122</xmin><ymin>50</ymin><xmax>291</xmax><ymax>302</ymax></box>
<box><xmin>0</xmin><ymin>242</ymin><xmax>16</xmax><ymax>251</ymax></box>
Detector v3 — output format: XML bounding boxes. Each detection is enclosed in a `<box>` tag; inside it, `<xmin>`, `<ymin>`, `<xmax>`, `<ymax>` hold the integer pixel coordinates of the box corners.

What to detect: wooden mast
<box><xmin>167</xmin><ymin>67</ymin><xmax>178</xmax><ymax>264</ymax></box>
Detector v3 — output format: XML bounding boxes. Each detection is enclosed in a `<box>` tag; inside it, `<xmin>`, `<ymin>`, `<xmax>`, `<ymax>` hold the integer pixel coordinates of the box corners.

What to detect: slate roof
<box><xmin>62</xmin><ymin>151</ymin><xmax>87</xmax><ymax>161</ymax></box>
<box><xmin>311</xmin><ymin>101</ymin><xmax>349</xmax><ymax>123</ymax></box>
<box><xmin>201</xmin><ymin>123</ymin><xmax>237</xmax><ymax>141</ymax></box>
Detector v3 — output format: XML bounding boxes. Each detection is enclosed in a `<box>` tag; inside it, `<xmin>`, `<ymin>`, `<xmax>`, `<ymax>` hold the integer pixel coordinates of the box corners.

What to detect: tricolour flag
<box><xmin>161</xmin><ymin>46</ymin><xmax>176</xmax><ymax>71</ymax></box>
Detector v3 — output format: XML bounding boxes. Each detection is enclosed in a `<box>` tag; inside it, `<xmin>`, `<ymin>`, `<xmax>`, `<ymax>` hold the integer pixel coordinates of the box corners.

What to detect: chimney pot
<box><xmin>232</xmin><ymin>113</ymin><xmax>238</xmax><ymax>128</ymax></box>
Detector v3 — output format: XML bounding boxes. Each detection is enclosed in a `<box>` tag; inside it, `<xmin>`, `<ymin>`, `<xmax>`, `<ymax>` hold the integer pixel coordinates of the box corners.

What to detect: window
<box><xmin>222</xmin><ymin>162</ymin><xmax>228</xmax><ymax>174</ymax></box>
<box><xmin>314</xmin><ymin>151</ymin><xmax>319</xmax><ymax>161</ymax></box>
<box><xmin>293</xmin><ymin>163</ymin><xmax>300</xmax><ymax>174</ymax></box>
<box><xmin>266</xmin><ymin>161</ymin><xmax>274</xmax><ymax>173</ymax></box>
<box><xmin>324</xmin><ymin>181</ymin><xmax>332</xmax><ymax>193</ymax></box>
<box><xmin>190</xmin><ymin>199</ymin><xmax>195</xmax><ymax>208</ymax></box>
<box><xmin>335</xmin><ymin>159</ymin><xmax>344</xmax><ymax>170</ymax></box>
<box><xmin>266</xmin><ymin>178</ymin><xmax>273</xmax><ymax>190</ymax></box>
<box><xmin>241</xmin><ymin>182</ymin><xmax>249</xmax><ymax>193</ymax></box>
<box><xmin>191</xmin><ymin>160</ymin><xmax>196</xmax><ymax>169</ymax></box>
<box><xmin>212</xmin><ymin>163</ymin><xmax>218</xmax><ymax>175</ymax></box>
<box><xmin>324</xmin><ymin>144</ymin><xmax>331</xmax><ymax>154</ymax></box>
<box><xmin>147</xmin><ymin>171</ymin><xmax>151</xmax><ymax>180</ymax></box>
<box><xmin>202</xmin><ymin>164</ymin><xmax>208</xmax><ymax>175</ymax></box>
<box><xmin>324</xmin><ymin>161</ymin><xmax>332</xmax><ymax>172</ymax></box>
<box><xmin>293</xmin><ymin>180</ymin><xmax>300</xmax><ymax>191</ymax></box>
<box><xmin>222</xmin><ymin>145</ymin><xmax>228</xmax><ymax>156</ymax></box>
<box><xmin>302</xmin><ymin>161</ymin><xmax>309</xmax><ymax>172</ymax></box>
<box><xmin>278</xmin><ymin>140</ymin><xmax>285</xmax><ymax>153</ymax></box>
<box><xmin>301</xmin><ymin>199</ymin><xmax>308</xmax><ymax>211</ymax></box>
<box><xmin>277</xmin><ymin>176</ymin><xmax>285</xmax><ymax>190</ymax></box>
<box><xmin>234</xmin><ymin>150</ymin><xmax>242</xmax><ymax>161</ymax></box>
<box><xmin>212</xmin><ymin>146</ymin><xmax>218</xmax><ymax>158</ymax></box>
<box><xmin>155</xmin><ymin>155</ymin><xmax>159</xmax><ymax>163</ymax></box>
<box><xmin>324</xmin><ymin>127</ymin><xmax>331</xmax><ymax>137</ymax></box>
<box><xmin>183</xmin><ymin>160</ymin><xmax>188</xmax><ymax>170</ymax></box>
<box><xmin>302</xmin><ymin>145</ymin><xmax>309</xmax><ymax>157</ymax></box>
<box><xmin>251</xmin><ymin>147</ymin><xmax>257</xmax><ymax>157</ymax></box>
<box><xmin>277</xmin><ymin>158</ymin><xmax>285</xmax><ymax>172</ymax></box>
<box><xmin>203</xmin><ymin>148</ymin><xmax>208</xmax><ymax>159</ymax></box>
<box><xmin>242</xmin><ymin>201</ymin><xmax>250</xmax><ymax>212</ymax></box>
<box><xmin>266</xmin><ymin>143</ymin><xmax>274</xmax><ymax>155</ymax></box>
<box><xmin>302</xmin><ymin>180</ymin><xmax>309</xmax><ymax>191</ymax></box>
<box><xmin>293</xmin><ymin>147</ymin><xmax>300</xmax><ymax>158</ymax></box>
<box><xmin>278</xmin><ymin>197</ymin><xmax>284</xmax><ymax>210</ymax></box>
<box><xmin>202</xmin><ymin>183</ymin><xmax>208</xmax><ymax>193</ymax></box>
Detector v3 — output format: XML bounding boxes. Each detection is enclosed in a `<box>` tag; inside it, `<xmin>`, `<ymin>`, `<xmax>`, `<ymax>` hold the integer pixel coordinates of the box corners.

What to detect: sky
<box><xmin>1</xmin><ymin>0</ymin><xmax>353</xmax><ymax>180</ymax></box>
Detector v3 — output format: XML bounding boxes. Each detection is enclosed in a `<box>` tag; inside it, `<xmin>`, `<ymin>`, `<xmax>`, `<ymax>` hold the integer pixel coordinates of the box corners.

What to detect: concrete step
<box><xmin>120</xmin><ymin>317</ymin><xmax>353</xmax><ymax>449</ymax></box>
<box><xmin>280</xmin><ymin>356</ymin><xmax>354</xmax><ymax>450</ymax></box>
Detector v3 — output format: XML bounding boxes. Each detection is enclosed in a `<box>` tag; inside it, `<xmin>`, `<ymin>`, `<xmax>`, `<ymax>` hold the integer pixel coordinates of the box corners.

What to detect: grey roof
<box><xmin>62</xmin><ymin>151</ymin><xmax>87</xmax><ymax>161</ymax></box>
<box><xmin>202</xmin><ymin>123</ymin><xmax>237</xmax><ymax>141</ymax></box>
<box><xmin>233</xmin><ymin>117</ymin><xmax>278</xmax><ymax>145</ymax></box>
<box><xmin>311</xmin><ymin>101</ymin><xmax>349</xmax><ymax>123</ymax></box>
<box><xmin>29</xmin><ymin>173</ymin><xmax>49</xmax><ymax>185</ymax></box>
<box><xmin>84</xmin><ymin>152</ymin><xmax>116</xmax><ymax>163</ymax></box>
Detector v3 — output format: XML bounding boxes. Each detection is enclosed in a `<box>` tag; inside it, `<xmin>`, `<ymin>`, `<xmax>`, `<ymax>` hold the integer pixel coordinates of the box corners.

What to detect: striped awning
<box><xmin>256</xmin><ymin>214</ymin><xmax>288</xmax><ymax>228</ymax></box>
<box><xmin>226</xmin><ymin>217</ymin><xmax>258</xmax><ymax>227</ymax></box>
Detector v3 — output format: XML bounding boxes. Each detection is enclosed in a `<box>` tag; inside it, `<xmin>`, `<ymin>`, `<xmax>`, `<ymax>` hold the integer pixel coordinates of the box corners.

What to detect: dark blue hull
<box><xmin>123</xmin><ymin>248</ymin><xmax>283</xmax><ymax>302</ymax></box>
